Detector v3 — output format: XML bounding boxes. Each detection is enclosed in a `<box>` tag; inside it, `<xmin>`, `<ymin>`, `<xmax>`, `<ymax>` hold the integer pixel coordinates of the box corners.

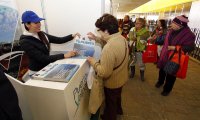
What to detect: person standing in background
<box><xmin>128</xmin><ymin>18</ymin><xmax>149</xmax><ymax>81</ymax></box>
<box><xmin>149</xmin><ymin>19</ymin><xmax>167</xmax><ymax>57</ymax></box>
<box><xmin>0</xmin><ymin>66</ymin><xmax>23</xmax><ymax>120</ymax></box>
<box><xmin>121</xmin><ymin>15</ymin><xmax>133</xmax><ymax>39</ymax></box>
<box><xmin>155</xmin><ymin>15</ymin><xmax>195</xmax><ymax>96</ymax></box>
<box><xmin>118</xmin><ymin>19</ymin><xmax>123</xmax><ymax>33</ymax></box>
<box><xmin>19</xmin><ymin>11</ymin><xmax>80</xmax><ymax>76</ymax></box>
<box><xmin>150</xmin><ymin>19</ymin><xmax>167</xmax><ymax>44</ymax></box>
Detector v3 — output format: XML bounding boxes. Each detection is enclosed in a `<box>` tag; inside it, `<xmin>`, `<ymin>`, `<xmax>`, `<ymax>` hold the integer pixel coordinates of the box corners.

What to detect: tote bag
<box><xmin>88</xmin><ymin>72</ymin><xmax>104</xmax><ymax>114</ymax></box>
<box><xmin>142</xmin><ymin>41</ymin><xmax>157</xmax><ymax>63</ymax></box>
<box><xmin>176</xmin><ymin>53</ymin><xmax>189</xmax><ymax>79</ymax></box>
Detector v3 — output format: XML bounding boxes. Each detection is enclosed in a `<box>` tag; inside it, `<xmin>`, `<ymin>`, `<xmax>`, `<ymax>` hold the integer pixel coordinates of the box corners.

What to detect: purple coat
<box><xmin>157</xmin><ymin>27</ymin><xmax>195</xmax><ymax>69</ymax></box>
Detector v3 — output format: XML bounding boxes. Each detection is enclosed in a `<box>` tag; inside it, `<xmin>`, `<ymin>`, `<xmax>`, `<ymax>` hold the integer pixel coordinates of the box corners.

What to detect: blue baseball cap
<box><xmin>21</xmin><ymin>11</ymin><xmax>45</xmax><ymax>23</ymax></box>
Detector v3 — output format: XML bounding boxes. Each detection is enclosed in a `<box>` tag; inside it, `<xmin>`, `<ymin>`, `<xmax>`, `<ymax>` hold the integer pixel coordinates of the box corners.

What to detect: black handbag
<box><xmin>164</xmin><ymin>61</ymin><xmax>180</xmax><ymax>75</ymax></box>
<box><xmin>164</xmin><ymin>48</ymin><xmax>181</xmax><ymax>75</ymax></box>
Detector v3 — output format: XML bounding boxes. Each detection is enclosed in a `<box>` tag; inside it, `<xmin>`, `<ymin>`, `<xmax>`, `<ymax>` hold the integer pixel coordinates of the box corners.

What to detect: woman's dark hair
<box><xmin>24</xmin><ymin>22</ymin><xmax>31</xmax><ymax>31</ymax></box>
<box><xmin>95</xmin><ymin>14</ymin><xmax>119</xmax><ymax>34</ymax></box>
<box><xmin>159</xmin><ymin>19</ymin><xmax>167</xmax><ymax>29</ymax></box>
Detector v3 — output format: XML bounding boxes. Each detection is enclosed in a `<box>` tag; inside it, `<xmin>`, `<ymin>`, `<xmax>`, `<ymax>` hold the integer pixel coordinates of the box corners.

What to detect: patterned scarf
<box><xmin>134</xmin><ymin>27</ymin><xmax>148</xmax><ymax>51</ymax></box>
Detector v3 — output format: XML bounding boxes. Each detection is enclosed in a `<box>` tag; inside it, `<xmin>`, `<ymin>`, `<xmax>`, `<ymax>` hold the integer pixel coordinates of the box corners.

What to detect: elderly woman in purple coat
<box><xmin>155</xmin><ymin>15</ymin><xmax>195</xmax><ymax>96</ymax></box>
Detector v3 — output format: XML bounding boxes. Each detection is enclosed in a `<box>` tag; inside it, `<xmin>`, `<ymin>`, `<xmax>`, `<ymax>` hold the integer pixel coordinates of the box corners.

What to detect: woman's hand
<box><xmin>168</xmin><ymin>46</ymin><xmax>176</xmax><ymax>50</ymax></box>
<box><xmin>72</xmin><ymin>33</ymin><xmax>81</xmax><ymax>38</ymax></box>
<box><xmin>87</xmin><ymin>32</ymin><xmax>96</xmax><ymax>41</ymax></box>
<box><xmin>64</xmin><ymin>51</ymin><xmax>78</xmax><ymax>58</ymax></box>
<box><xmin>87</xmin><ymin>56</ymin><xmax>95</xmax><ymax>65</ymax></box>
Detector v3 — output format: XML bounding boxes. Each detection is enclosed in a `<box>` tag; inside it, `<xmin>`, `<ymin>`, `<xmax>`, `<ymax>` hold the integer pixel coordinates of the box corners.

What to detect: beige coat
<box><xmin>91</xmin><ymin>32</ymin><xmax>129</xmax><ymax>89</ymax></box>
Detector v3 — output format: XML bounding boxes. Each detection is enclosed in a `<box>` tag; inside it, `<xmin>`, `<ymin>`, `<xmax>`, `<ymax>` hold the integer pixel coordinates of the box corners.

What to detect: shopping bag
<box><xmin>176</xmin><ymin>54</ymin><xmax>189</xmax><ymax>79</ymax></box>
<box><xmin>164</xmin><ymin>48</ymin><xmax>181</xmax><ymax>75</ymax></box>
<box><xmin>88</xmin><ymin>71</ymin><xmax>104</xmax><ymax>114</ymax></box>
<box><xmin>142</xmin><ymin>42</ymin><xmax>157</xmax><ymax>63</ymax></box>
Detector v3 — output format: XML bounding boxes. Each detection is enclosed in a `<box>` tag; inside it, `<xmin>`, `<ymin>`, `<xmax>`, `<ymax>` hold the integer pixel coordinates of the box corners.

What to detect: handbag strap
<box><xmin>113</xmin><ymin>40</ymin><xmax>127</xmax><ymax>70</ymax></box>
<box><xmin>97</xmin><ymin>40</ymin><xmax>127</xmax><ymax>72</ymax></box>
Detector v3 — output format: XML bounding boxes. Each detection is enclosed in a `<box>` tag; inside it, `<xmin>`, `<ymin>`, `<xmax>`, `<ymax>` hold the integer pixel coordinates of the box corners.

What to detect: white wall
<box><xmin>15</xmin><ymin>0</ymin><xmax>104</xmax><ymax>37</ymax></box>
<box><xmin>43</xmin><ymin>0</ymin><xmax>102</xmax><ymax>37</ymax></box>
<box><xmin>104</xmin><ymin>0</ymin><xmax>111</xmax><ymax>14</ymax></box>
<box><xmin>116</xmin><ymin>12</ymin><xmax>127</xmax><ymax>19</ymax></box>
<box><xmin>188</xmin><ymin>0</ymin><xmax>200</xmax><ymax>29</ymax></box>
<box><xmin>15</xmin><ymin>0</ymin><xmax>105</xmax><ymax>51</ymax></box>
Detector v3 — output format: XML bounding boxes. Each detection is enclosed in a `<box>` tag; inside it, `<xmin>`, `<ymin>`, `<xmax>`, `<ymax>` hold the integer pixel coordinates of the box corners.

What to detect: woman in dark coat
<box><xmin>155</xmin><ymin>15</ymin><xmax>195</xmax><ymax>96</ymax></box>
<box><xmin>19</xmin><ymin>11</ymin><xmax>80</xmax><ymax>75</ymax></box>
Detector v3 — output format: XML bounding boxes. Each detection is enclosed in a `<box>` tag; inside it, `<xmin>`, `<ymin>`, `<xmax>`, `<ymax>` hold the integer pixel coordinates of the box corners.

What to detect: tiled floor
<box><xmin>118</xmin><ymin>59</ymin><xmax>200</xmax><ymax>120</ymax></box>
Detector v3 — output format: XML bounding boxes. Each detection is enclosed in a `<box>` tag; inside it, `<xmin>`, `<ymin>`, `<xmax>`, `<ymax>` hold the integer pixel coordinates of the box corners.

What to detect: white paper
<box><xmin>86</xmin><ymin>67</ymin><xmax>94</xmax><ymax>89</ymax></box>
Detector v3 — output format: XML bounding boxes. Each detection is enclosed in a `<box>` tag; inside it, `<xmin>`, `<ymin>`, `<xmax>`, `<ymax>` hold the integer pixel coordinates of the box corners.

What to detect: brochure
<box><xmin>32</xmin><ymin>63</ymin><xmax>79</xmax><ymax>82</ymax></box>
<box><xmin>73</xmin><ymin>39</ymin><xmax>95</xmax><ymax>58</ymax></box>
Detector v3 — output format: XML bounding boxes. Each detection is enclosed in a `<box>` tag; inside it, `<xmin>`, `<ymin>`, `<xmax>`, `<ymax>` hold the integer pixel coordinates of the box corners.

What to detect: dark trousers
<box><xmin>0</xmin><ymin>68</ymin><xmax>23</xmax><ymax>120</ymax></box>
<box><xmin>102</xmin><ymin>87</ymin><xmax>123</xmax><ymax>120</ymax></box>
<box><xmin>0</xmin><ymin>106</ymin><xmax>23</xmax><ymax>120</ymax></box>
<box><xmin>157</xmin><ymin>68</ymin><xmax>176</xmax><ymax>93</ymax></box>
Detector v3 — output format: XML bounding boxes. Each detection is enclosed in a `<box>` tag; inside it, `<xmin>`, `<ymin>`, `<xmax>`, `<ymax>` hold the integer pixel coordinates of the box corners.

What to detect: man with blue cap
<box><xmin>19</xmin><ymin>11</ymin><xmax>80</xmax><ymax>76</ymax></box>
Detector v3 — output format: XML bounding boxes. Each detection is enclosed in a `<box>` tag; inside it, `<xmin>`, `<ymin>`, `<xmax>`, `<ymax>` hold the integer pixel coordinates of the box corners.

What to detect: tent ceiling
<box><xmin>112</xmin><ymin>0</ymin><xmax>150</xmax><ymax>13</ymax></box>
<box><xmin>129</xmin><ymin>0</ymin><xmax>195</xmax><ymax>13</ymax></box>
<box><xmin>112</xmin><ymin>0</ymin><xmax>194</xmax><ymax>14</ymax></box>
